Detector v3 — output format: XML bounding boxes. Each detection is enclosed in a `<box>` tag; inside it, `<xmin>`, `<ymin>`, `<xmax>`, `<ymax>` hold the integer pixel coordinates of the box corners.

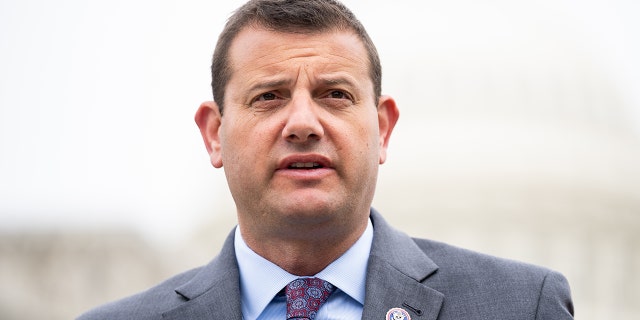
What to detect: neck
<box><xmin>240</xmin><ymin>218</ymin><xmax>368</xmax><ymax>276</ymax></box>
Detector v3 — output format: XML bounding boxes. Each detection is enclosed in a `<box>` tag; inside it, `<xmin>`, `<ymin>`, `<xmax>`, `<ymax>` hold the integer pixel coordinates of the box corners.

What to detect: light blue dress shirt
<box><xmin>234</xmin><ymin>218</ymin><xmax>373</xmax><ymax>320</ymax></box>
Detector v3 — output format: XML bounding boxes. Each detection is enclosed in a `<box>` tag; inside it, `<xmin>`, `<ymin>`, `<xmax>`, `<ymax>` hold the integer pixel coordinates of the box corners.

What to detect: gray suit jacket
<box><xmin>78</xmin><ymin>209</ymin><xmax>574</xmax><ymax>319</ymax></box>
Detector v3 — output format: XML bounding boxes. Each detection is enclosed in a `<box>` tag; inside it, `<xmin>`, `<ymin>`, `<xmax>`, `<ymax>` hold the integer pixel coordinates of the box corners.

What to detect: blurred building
<box><xmin>374</xmin><ymin>33</ymin><xmax>640</xmax><ymax>319</ymax></box>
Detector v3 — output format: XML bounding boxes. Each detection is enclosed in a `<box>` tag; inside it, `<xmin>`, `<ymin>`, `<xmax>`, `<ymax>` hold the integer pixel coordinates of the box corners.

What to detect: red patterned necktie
<box><xmin>285</xmin><ymin>277</ymin><xmax>335</xmax><ymax>320</ymax></box>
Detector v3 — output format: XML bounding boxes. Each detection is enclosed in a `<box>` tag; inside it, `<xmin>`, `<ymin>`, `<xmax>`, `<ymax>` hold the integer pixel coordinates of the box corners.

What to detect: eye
<box><xmin>320</xmin><ymin>89</ymin><xmax>355</xmax><ymax>109</ymax></box>
<box><xmin>327</xmin><ymin>90</ymin><xmax>349</xmax><ymax>99</ymax></box>
<box><xmin>250</xmin><ymin>91</ymin><xmax>286</xmax><ymax>111</ymax></box>
<box><xmin>256</xmin><ymin>92</ymin><xmax>277</xmax><ymax>101</ymax></box>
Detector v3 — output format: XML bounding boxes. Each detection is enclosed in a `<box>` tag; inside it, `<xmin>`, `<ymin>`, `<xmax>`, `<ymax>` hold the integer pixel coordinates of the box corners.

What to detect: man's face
<box><xmin>196</xmin><ymin>26</ymin><xmax>398</xmax><ymax>239</ymax></box>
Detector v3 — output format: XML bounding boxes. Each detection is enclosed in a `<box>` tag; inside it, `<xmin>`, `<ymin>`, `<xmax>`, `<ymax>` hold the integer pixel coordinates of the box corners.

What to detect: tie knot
<box><xmin>285</xmin><ymin>277</ymin><xmax>335</xmax><ymax>320</ymax></box>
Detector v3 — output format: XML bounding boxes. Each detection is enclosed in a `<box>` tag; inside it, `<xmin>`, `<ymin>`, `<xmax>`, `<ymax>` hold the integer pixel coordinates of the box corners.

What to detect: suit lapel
<box><xmin>162</xmin><ymin>228</ymin><xmax>243</xmax><ymax>320</ymax></box>
<box><xmin>161</xmin><ymin>210</ymin><xmax>444</xmax><ymax>320</ymax></box>
<box><xmin>363</xmin><ymin>210</ymin><xmax>444</xmax><ymax>320</ymax></box>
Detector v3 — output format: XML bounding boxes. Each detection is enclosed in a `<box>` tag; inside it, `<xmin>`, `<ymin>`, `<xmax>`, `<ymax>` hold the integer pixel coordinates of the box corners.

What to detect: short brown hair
<box><xmin>211</xmin><ymin>0</ymin><xmax>381</xmax><ymax>114</ymax></box>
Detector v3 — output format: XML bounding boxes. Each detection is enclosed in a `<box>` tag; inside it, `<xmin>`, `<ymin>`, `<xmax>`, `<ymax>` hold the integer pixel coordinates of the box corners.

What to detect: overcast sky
<box><xmin>1</xmin><ymin>0</ymin><xmax>638</xmax><ymax>244</ymax></box>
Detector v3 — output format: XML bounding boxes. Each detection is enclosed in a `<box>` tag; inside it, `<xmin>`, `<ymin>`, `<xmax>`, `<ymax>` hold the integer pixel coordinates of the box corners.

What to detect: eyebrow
<box><xmin>247</xmin><ymin>75</ymin><xmax>358</xmax><ymax>93</ymax></box>
<box><xmin>318</xmin><ymin>76</ymin><xmax>357</xmax><ymax>87</ymax></box>
<box><xmin>248</xmin><ymin>79</ymin><xmax>292</xmax><ymax>93</ymax></box>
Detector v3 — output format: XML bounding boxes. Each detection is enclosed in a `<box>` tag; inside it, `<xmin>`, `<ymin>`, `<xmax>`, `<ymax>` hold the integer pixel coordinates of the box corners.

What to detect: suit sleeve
<box><xmin>535</xmin><ymin>270</ymin><xmax>575</xmax><ymax>319</ymax></box>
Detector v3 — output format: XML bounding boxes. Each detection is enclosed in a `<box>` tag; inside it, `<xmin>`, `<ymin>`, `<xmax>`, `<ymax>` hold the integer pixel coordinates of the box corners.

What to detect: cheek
<box><xmin>340</xmin><ymin>119</ymin><xmax>381</xmax><ymax>165</ymax></box>
<box><xmin>219</xmin><ymin>123</ymin><xmax>248</xmax><ymax>170</ymax></box>
<box><xmin>358</xmin><ymin>115</ymin><xmax>381</xmax><ymax>153</ymax></box>
<box><xmin>221</xmin><ymin>118</ymin><xmax>275</xmax><ymax>170</ymax></box>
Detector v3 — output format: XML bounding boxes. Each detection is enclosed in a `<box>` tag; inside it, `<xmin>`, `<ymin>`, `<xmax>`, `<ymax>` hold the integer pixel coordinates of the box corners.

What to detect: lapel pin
<box><xmin>386</xmin><ymin>307</ymin><xmax>411</xmax><ymax>320</ymax></box>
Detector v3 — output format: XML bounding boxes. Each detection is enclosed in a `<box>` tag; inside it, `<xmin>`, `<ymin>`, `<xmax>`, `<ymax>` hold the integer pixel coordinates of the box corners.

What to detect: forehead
<box><xmin>227</xmin><ymin>26</ymin><xmax>370</xmax><ymax>80</ymax></box>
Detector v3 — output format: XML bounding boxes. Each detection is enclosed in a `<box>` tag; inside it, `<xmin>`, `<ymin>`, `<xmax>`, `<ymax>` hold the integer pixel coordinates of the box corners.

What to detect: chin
<box><xmin>284</xmin><ymin>202</ymin><xmax>337</xmax><ymax>216</ymax></box>
<box><xmin>276</xmin><ymin>199</ymin><xmax>342</xmax><ymax>219</ymax></box>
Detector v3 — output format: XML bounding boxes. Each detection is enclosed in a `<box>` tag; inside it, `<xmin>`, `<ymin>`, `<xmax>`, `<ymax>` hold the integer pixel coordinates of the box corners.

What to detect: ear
<box><xmin>377</xmin><ymin>95</ymin><xmax>399</xmax><ymax>164</ymax></box>
<box><xmin>195</xmin><ymin>101</ymin><xmax>223</xmax><ymax>168</ymax></box>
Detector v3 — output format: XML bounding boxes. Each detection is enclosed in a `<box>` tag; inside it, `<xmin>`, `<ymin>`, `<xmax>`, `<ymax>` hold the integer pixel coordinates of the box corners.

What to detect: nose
<box><xmin>282</xmin><ymin>94</ymin><xmax>324</xmax><ymax>143</ymax></box>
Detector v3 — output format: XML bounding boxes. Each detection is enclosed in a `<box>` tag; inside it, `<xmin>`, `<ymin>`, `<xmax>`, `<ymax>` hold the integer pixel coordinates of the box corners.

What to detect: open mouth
<box><xmin>278</xmin><ymin>155</ymin><xmax>332</xmax><ymax>173</ymax></box>
<box><xmin>288</xmin><ymin>162</ymin><xmax>323</xmax><ymax>169</ymax></box>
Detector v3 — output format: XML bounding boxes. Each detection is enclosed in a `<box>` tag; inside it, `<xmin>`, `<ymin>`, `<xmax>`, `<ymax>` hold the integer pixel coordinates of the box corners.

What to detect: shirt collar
<box><xmin>235</xmin><ymin>218</ymin><xmax>373</xmax><ymax>320</ymax></box>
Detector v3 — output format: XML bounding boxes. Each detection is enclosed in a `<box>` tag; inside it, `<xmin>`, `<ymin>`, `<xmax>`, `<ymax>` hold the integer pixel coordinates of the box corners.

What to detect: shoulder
<box><xmin>412</xmin><ymin>237</ymin><xmax>574</xmax><ymax>318</ymax></box>
<box><xmin>413</xmin><ymin>237</ymin><xmax>550</xmax><ymax>278</ymax></box>
<box><xmin>76</xmin><ymin>267</ymin><xmax>202</xmax><ymax>320</ymax></box>
<box><xmin>412</xmin><ymin>236</ymin><xmax>563</xmax><ymax>287</ymax></box>
<box><xmin>76</xmin><ymin>228</ymin><xmax>240</xmax><ymax>320</ymax></box>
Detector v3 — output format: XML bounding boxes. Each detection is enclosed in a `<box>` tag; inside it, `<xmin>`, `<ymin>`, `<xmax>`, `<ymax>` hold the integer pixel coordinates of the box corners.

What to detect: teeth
<box><xmin>290</xmin><ymin>162</ymin><xmax>320</xmax><ymax>168</ymax></box>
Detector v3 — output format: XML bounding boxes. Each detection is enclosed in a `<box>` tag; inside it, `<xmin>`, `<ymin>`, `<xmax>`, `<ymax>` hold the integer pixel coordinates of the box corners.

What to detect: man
<box><xmin>78</xmin><ymin>0</ymin><xmax>574</xmax><ymax>319</ymax></box>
